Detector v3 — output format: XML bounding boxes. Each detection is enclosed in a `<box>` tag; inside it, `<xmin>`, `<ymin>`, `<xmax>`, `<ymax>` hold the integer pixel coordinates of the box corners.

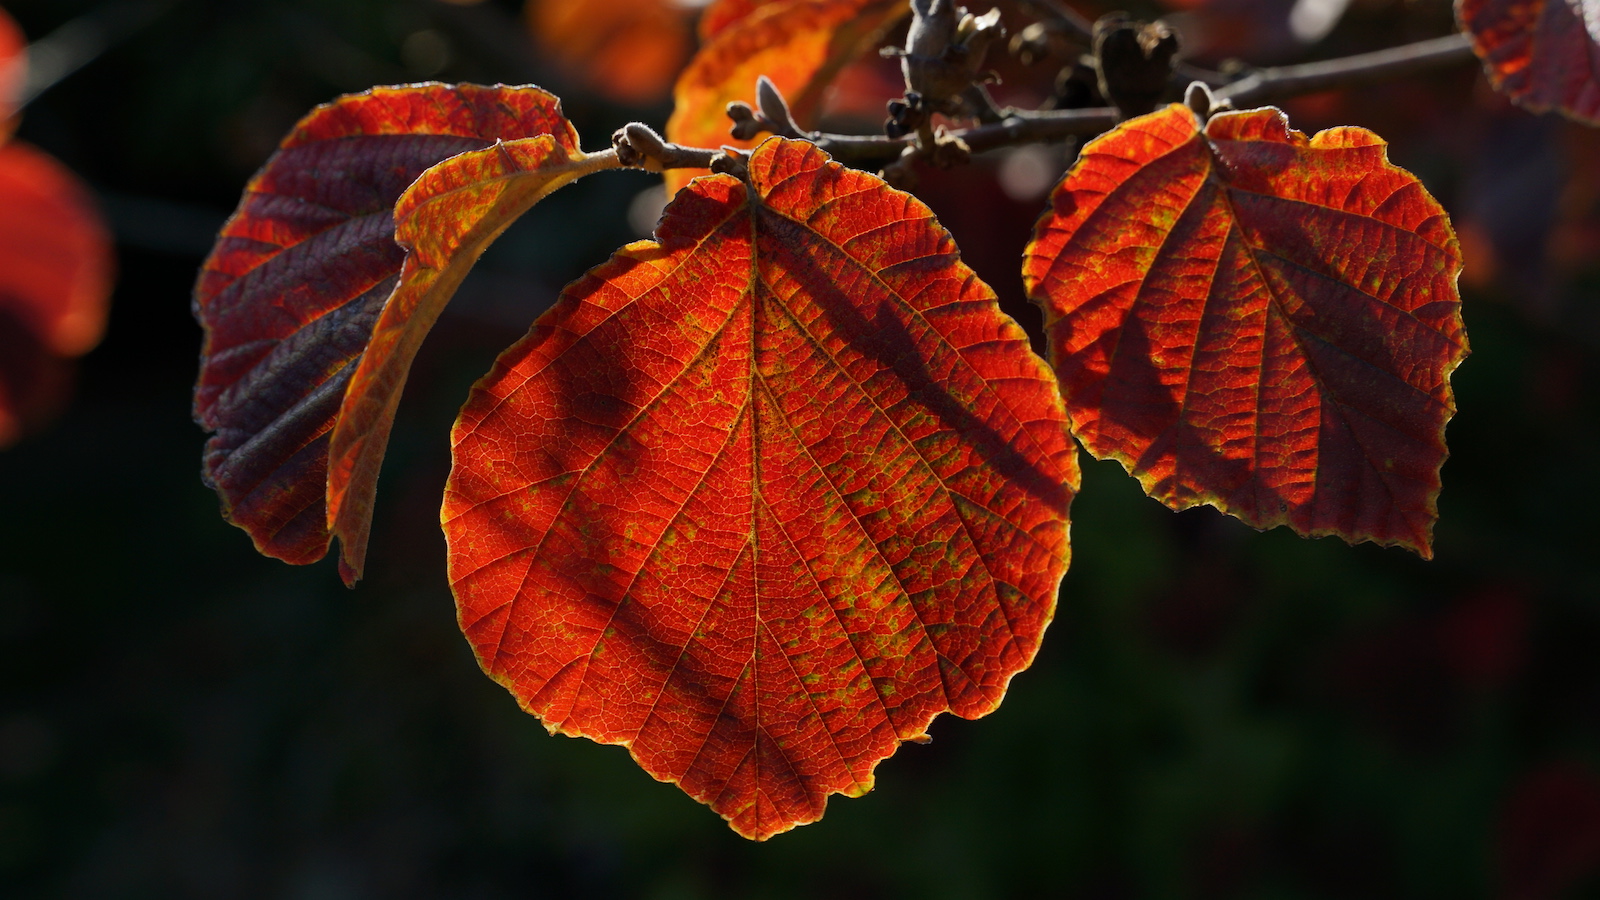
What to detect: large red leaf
<box><xmin>1457</xmin><ymin>0</ymin><xmax>1600</xmax><ymax>125</ymax></box>
<box><xmin>1024</xmin><ymin>105</ymin><xmax>1465</xmax><ymax>556</ymax></box>
<box><xmin>193</xmin><ymin>83</ymin><xmax>578</xmax><ymax>569</ymax></box>
<box><xmin>444</xmin><ymin>137</ymin><xmax>1077</xmax><ymax>840</ymax></box>
<box><xmin>0</xmin><ymin>140</ymin><xmax>114</xmax><ymax>447</ymax></box>
<box><xmin>663</xmin><ymin>0</ymin><xmax>908</xmax><ymax>194</ymax></box>
<box><xmin>326</xmin><ymin>136</ymin><xmax>619</xmax><ymax>585</ymax></box>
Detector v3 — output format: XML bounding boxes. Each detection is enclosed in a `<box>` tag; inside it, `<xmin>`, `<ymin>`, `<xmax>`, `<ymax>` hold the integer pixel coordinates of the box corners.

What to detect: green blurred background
<box><xmin>2</xmin><ymin>0</ymin><xmax>1599</xmax><ymax>896</ymax></box>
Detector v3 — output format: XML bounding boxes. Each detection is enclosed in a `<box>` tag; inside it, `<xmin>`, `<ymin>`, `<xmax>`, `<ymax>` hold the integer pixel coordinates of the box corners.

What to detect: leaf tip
<box><xmin>337</xmin><ymin>550</ymin><xmax>363</xmax><ymax>589</ymax></box>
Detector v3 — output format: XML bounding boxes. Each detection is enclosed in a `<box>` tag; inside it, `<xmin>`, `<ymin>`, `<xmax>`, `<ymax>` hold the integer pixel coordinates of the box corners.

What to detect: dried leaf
<box><xmin>1457</xmin><ymin>0</ymin><xmax>1600</xmax><ymax>125</ymax></box>
<box><xmin>444</xmin><ymin>137</ymin><xmax>1076</xmax><ymax>840</ymax></box>
<box><xmin>193</xmin><ymin>83</ymin><xmax>577</xmax><ymax>568</ymax></box>
<box><xmin>1024</xmin><ymin>104</ymin><xmax>1466</xmax><ymax>556</ymax></box>
<box><xmin>664</xmin><ymin>0</ymin><xmax>908</xmax><ymax>194</ymax></box>
<box><xmin>326</xmin><ymin>136</ymin><xmax>618</xmax><ymax>585</ymax></box>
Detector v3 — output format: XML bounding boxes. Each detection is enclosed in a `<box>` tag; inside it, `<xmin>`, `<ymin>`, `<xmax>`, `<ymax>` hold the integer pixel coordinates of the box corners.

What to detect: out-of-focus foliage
<box><xmin>0</xmin><ymin>4</ymin><xmax>112</xmax><ymax>448</ymax></box>
<box><xmin>1457</xmin><ymin>0</ymin><xmax>1600</xmax><ymax>124</ymax></box>
<box><xmin>523</xmin><ymin>0</ymin><xmax>696</xmax><ymax>106</ymax></box>
<box><xmin>3</xmin><ymin>0</ymin><xmax>1600</xmax><ymax>895</ymax></box>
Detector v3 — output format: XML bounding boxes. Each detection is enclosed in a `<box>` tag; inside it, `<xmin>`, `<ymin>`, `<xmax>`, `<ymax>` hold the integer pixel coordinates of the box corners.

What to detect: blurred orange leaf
<box><xmin>664</xmin><ymin>0</ymin><xmax>908</xmax><ymax>194</ymax></box>
<box><xmin>526</xmin><ymin>0</ymin><xmax>697</xmax><ymax>106</ymax></box>
<box><xmin>1025</xmin><ymin>105</ymin><xmax>1466</xmax><ymax>556</ymax></box>
<box><xmin>443</xmin><ymin>137</ymin><xmax>1076</xmax><ymax>840</ymax></box>
<box><xmin>698</xmin><ymin>0</ymin><xmax>766</xmax><ymax>39</ymax></box>
<box><xmin>1457</xmin><ymin>0</ymin><xmax>1600</xmax><ymax>124</ymax></box>
<box><xmin>0</xmin><ymin>140</ymin><xmax>113</xmax><ymax>446</ymax></box>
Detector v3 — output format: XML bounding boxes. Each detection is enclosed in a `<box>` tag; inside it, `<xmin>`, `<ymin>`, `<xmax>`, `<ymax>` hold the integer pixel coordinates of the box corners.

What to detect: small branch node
<box><xmin>898</xmin><ymin>2</ymin><xmax>1008</xmax><ymax>121</ymax></box>
<box><xmin>615</xmin><ymin>123</ymin><xmax>720</xmax><ymax>172</ymax></box>
<box><xmin>755</xmin><ymin>76</ymin><xmax>814</xmax><ymax>140</ymax></box>
<box><xmin>1184</xmin><ymin>81</ymin><xmax>1231</xmax><ymax>121</ymax></box>
<box><xmin>726</xmin><ymin>102</ymin><xmax>768</xmax><ymax>141</ymax></box>
<box><xmin>928</xmin><ymin>128</ymin><xmax>973</xmax><ymax>168</ymax></box>
<box><xmin>1092</xmin><ymin>14</ymin><xmax>1180</xmax><ymax>119</ymax></box>
<box><xmin>709</xmin><ymin>148</ymin><xmax>750</xmax><ymax>179</ymax></box>
<box><xmin>880</xmin><ymin>145</ymin><xmax>921</xmax><ymax>190</ymax></box>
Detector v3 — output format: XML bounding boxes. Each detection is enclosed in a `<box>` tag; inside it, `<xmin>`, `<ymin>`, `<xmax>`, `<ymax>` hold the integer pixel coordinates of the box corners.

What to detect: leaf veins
<box><xmin>1025</xmin><ymin>104</ymin><xmax>1467</xmax><ymax>556</ymax></box>
<box><xmin>192</xmin><ymin>83</ymin><xmax>582</xmax><ymax>575</ymax></box>
<box><xmin>444</xmin><ymin>137</ymin><xmax>1077</xmax><ymax>840</ymax></box>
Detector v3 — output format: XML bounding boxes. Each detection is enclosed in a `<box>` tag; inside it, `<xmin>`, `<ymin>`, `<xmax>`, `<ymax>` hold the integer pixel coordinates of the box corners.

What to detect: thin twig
<box><xmin>813</xmin><ymin>106</ymin><xmax>1119</xmax><ymax>165</ymax></box>
<box><xmin>613</xmin><ymin>123</ymin><xmax>733</xmax><ymax>172</ymax></box>
<box><xmin>1173</xmin><ymin>61</ymin><xmax>1230</xmax><ymax>89</ymax></box>
<box><xmin>647</xmin><ymin>30</ymin><xmax>1478</xmax><ymax>176</ymax></box>
<box><xmin>1212</xmin><ymin>32</ymin><xmax>1476</xmax><ymax>107</ymax></box>
<box><xmin>19</xmin><ymin>0</ymin><xmax>176</xmax><ymax>106</ymax></box>
<box><xmin>959</xmin><ymin>107</ymin><xmax>1121</xmax><ymax>152</ymax></box>
<box><xmin>1016</xmin><ymin>0</ymin><xmax>1095</xmax><ymax>44</ymax></box>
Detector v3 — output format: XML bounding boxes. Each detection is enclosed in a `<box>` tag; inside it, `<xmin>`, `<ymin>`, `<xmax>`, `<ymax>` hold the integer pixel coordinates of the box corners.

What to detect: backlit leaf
<box><xmin>0</xmin><ymin>141</ymin><xmax>113</xmax><ymax>447</ymax></box>
<box><xmin>664</xmin><ymin>0</ymin><xmax>908</xmax><ymax>194</ymax></box>
<box><xmin>525</xmin><ymin>0</ymin><xmax>696</xmax><ymax>106</ymax></box>
<box><xmin>325</xmin><ymin>136</ymin><xmax>619</xmax><ymax>586</ymax></box>
<box><xmin>444</xmin><ymin>137</ymin><xmax>1077</xmax><ymax>840</ymax></box>
<box><xmin>193</xmin><ymin>83</ymin><xmax>577</xmax><ymax>569</ymax></box>
<box><xmin>1024</xmin><ymin>105</ymin><xmax>1465</xmax><ymax>556</ymax></box>
<box><xmin>1457</xmin><ymin>0</ymin><xmax>1600</xmax><ymax>125</ymax></box>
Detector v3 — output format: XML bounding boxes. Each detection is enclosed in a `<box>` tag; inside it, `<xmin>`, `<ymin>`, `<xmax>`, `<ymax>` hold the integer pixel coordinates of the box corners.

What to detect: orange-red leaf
<box><xmin>698</xmin><ymin>0</ymin><xmax>767</xmax><ymax>39</ymax></box>
<box><xmin>193</xmin><ymin>83</ymin><xmax>578</xmax><ymax>569</ymax></box>
<box><xmin>443</xmin><ymin>137</ymin><xmax>1077</xmax><ymax>840</ymax></box>
<box><xmin>326</xmin><ymin>136</ymin><xmax>618</xmax><ymax>585</ymax></box>
<box><xmin>664</xmin><ymin>0</ymin><xmax>907</xmax><ymax>194</ymax></box>
<box><xmin>0</xmin><ymin>140</ymin><xmax>114</xmax><ymax>447</ymax></box>
<box><xmin>525</xmin><ymin>0</ymin><xmax>695</xmax><ymax>106</ymax></box>
<box><xmin>1457</xmin><ymin>0</ymin><xmax>1600</xmax><ymax>124</ymax></box>
<box><xmin>1024</xmin><ymin>105</ymin><xmax>1466</xmax><ymax>556</ymax></box>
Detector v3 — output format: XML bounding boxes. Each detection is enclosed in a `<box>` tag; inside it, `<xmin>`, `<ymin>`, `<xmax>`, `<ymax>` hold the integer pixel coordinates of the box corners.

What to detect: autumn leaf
<box><xmin>443</xmin><ymin>137</ymin><xmax>1077</xmax><ymax>840</ymax></box>
<box><xmin>0</xmin><ymin>140</ymin><xmax>114</xmax><ymax>447</ymax></box>
<box><xmin>193</xmin><ymin>83</ymin><xmax>579</xmax><ymax>570</ymax></box>
<box><xmin>1457</xmin><ymin>0</ymin><xmax>1600</xmax><ymax>125</ymax></box>
<box><xmin>325</xmin><ymin>136</ymin><xmax>620</xmax><ymax>586</ymax></box>
<box><xmin>698</xmin><ymin>0</ymin><xmax>767</xmax><ymax>39</ymax></box>
<box><xmin>1024</xmin><ymin>104</ymin><xmax>1465</xmax><ymax>556</ymax></box>
<box><xmin>664</xmin><ymin>0</ymin><xmax>908</xmax><ymax>194</ymax></box>
<box><xmin>525</xmin><ymin>0</ymin><xmax>696</xmax><ymax>106</ymax></box>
